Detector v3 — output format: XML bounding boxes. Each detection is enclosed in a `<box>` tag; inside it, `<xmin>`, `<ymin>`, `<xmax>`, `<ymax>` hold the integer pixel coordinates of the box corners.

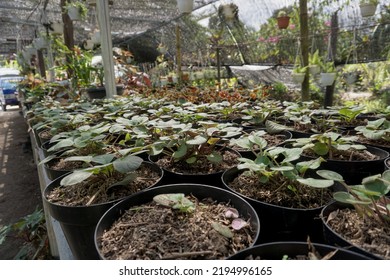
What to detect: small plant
<box><xmin>321</xmin><ymin>61</ymin><xmax>336</xmax><ymax>73</ymax></box>
<box><xmin>355</xmin><ymin>118</ymin><xmax>390</xmax><ymax>142</ymax></box>
<box><xmin>289</xmin><ymin>131</ymin><xmax>368</xmax><ymax>160</ymax></box>
<box><xmin>235</xmin><ymin>145</ymin><xmax>334</xmax><ymax>208</ymax></box>
<box><xmin>309</xmin><ymin>50</ymin><xmax>322</xmax><ymax>67</ymax></box>
<box><xmin>55</xmin><ymin>154</ymin><xmax>144</xmax><ymax>206</ymax></box>
<box><xmin>0</xmin><ymin>207</ymin><xmax>50</xmax><ymax>260</ymax></box>
<box><xmin>277</xmin><ymin>10</ymin><xmax>289</xmax><ymax>18</ymax></box>
<box><xmin>336</xmin><ymin>106</ymin><xmax>365</xmax><ymax>124</ymax></box>
<box><xmin>360</xmin><ymin>0</ymin><xmax>379</xmax><ymax>5</ymax></box>
<box><xmin>64</xmin><ymin>1</ymin><xmax>89</xmax><ymax>20</ymax></box>
<box><xmin>324</xmin><ymin>170</ymin><xmax>390</xmax><ymax>227</ymax></box>
<box><xmin>150</xmin><ymin>121</ymin><xmax>240</xmax><ymax>168</ymax></box>
<box><xmin>153</xmin><ymin>193</ymin><xmax>195</xmax><ymax>213</ymax></box>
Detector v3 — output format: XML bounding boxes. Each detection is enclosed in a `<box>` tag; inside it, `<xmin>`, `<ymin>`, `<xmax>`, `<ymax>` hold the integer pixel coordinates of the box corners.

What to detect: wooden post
<box><xmin>60</xmin><ymin>0</ymin><xmax>74</xmax><ymax>77</ymax></box>
<box><xmin>324</xmin><ymin>12</ymin><xmax>339</xmax><ymax>108</ymax></box>
<box><xmin>299</xmin><ymin>0</ymin><xmax>310</xmax><ymax>101</ymax></box>
<box><xmin>37</xmin><ymin>49</ymin><xmax>46</xmax><ymax>79</ymax></box>
<box><xmin>96</xmin><ymin>0</ymin><xmax>117</xmax><ymax>98</ymax></box>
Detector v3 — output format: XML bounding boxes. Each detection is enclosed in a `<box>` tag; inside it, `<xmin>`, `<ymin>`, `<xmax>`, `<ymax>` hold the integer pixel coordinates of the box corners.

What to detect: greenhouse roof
<box><xmin>0</xmin><ymin>0</ymin><xmax>389</xmax><ymax>61</ymax></box>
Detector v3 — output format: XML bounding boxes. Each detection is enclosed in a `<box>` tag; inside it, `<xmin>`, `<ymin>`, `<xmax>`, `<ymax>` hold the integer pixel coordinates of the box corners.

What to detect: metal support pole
<box><xmin>96</xmin><ymin>0</ymin><xmax>117</xmax><ymax>98</ymax></box>
<box><xmin>176</xmin><ymin>24</ymin><xmax>182</xmax><ymax>84</ymax></box>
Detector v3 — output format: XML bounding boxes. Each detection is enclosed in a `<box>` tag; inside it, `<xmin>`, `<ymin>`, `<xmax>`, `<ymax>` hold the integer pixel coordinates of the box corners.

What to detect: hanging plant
<box><xmin>308</xmin><ymin>50</ymin><xmax>321</xmax><ymax>75</ymax></box>
<box><xmin>319</xmin><ymin>61</ymin><xmax>337</xmax><ymax>86</ymax></box>
<box><xmin>177</xmin><ymin>0</ymin><xmax>193</xmax><ymax>14</ymax></box>
<box><xmin>64</xmin><ymin>1</ymin><xmax>89</xmax><ymax>21</ymax></box>
<box><xmin>359</xmin><ymin>0</ymin><xmax>378</xmax><ymax>17</ymax></box>
<box><xmin>276</xmin><ymin>10</ymin><xmax>290</xmax><ymax>29</ymax></box>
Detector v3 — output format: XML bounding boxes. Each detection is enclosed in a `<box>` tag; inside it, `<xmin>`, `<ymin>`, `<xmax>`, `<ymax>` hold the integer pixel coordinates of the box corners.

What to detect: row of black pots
<box><xmin>43</xmin><ymin>161</ymin><xmax>381</xmax><ymax>260</ymax></box>
<box><xmin>43</xmin><ymin>173</ymin><xmax>370</xmax><ymax>260</ymax></box>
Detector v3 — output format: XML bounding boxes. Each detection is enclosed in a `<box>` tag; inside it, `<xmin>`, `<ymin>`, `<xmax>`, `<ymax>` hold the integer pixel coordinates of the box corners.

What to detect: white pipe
<box><xmin>96</xmin><ymin>0</ymin><xmax>116</xmax><ymax>98</ymax></box>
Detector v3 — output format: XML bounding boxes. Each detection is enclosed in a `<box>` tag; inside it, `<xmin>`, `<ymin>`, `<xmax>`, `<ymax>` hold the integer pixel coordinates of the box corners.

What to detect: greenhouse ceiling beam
<box><xmin>0</xmin><ymin>18</ymin><xmax>40</xmax><ymax>26</ymax></box>
<box><xmin>117</xmin><ymin>0</ymin><xmax>220</xmax><ymax>46</ymax></box>
<box><xmin>110</xmin><ymin>16</ymin><xmax>169</xmax><ymax>23</ymax></box>
<box><xmin>0</xmin><ymin>4</ymin><xmax>60</xmax><ymax>14</ymax></box>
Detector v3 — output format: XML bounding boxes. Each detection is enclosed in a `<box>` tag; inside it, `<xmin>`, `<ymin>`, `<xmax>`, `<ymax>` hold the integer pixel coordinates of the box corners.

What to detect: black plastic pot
<box><xmin>222</xmin><ymin>167</ymin><xmax>335</xmax><ymax>244</ymax></box>
<box><xmin>227</xmin><ymin>241</ymin><xmax>370</xmax><ymax>260</ymax></box>
<box><xmin>321</xmin><ymin>201</ymin><xmax>383</xmax><ymax>260</ymax></box>
<box><xmin>287</xmin><ymin>129</ymin><xmax>314</xmax><ymax>139</ymax></box>
<box><xmin>232</xmin><ymin>117</ymin><xmax>265</xmax><ymax>130</ymax></box>
<box><xmin>43</xmin><ymin>161</ymin><xmax>163</xmax><ymax>260</ymax></box>
<box><xmin>43</xmin><ymin>156</ymin><xmax>86</xmax><ymax>181</ymax></box>
<box><xmin>299</xmin><ymin>146</ymin><xmax>388</xmax><ymax>185</ymax></box>
<box><xmin>86</xmin><ymin>87</ymin><xmax>106</xmax><ymax>100</ymax></box>
<box><xmin>94</xmin><ymin>183</ymin><xmax>260</xmax><ymax>260</ymax></box>
<box><xmin>149</xmin><ymin>148</ymin><xmax>240</xmax><ymax>189</ymax></box>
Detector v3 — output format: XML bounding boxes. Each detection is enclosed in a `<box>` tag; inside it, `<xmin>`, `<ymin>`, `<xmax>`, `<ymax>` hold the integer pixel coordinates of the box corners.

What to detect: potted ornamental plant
<box><xmin>222</xmin><ymin>145</ymin><xmax>338</xmax><ymax>243</ymax></box>
<box><xmin>43</xmin><ymin>154</ymin><xmax>163</xmax><ymax>259</ymax></box>
<box><xmin>94</xmin><ymin>183</ymin><xmax>260</xmax><ymax>259</ymax></box>
<box><xmin>359</xmin><ymin>0</ymin><xmax>378</xmax><ymax>17</ymax></box>
<box><xmin>177</xmin><ymin>0</ymin><xmax>194</xmax><ymax>14</ymax></box>
<box><xmin>319</xmin><ymin>61</ymin><xmax>337</xmax><ymax>86</ymax></box>
<box><xmin>148</xmin><ymin>121</ymin><xmax>241</xmax><ymax>188</ymax></box>
<box><xmin>276</xmin><ymin>10</ymin><xmax>290</xmax><ymax>29</ymax></box>
<box><xmin>321</xmin><ymin>170</ymin><xmax>390</xmax><ymax>259</ymax></box>
<box><xmin>65</xmin><ymin>1</ymin><xmax>89</xmax><ymax>21</ymax></box>
<box><xmin>288</xmin><ymin>131</ymin><xmax>389</xmax><ymax>184</ymax></box>
<box><xmin>308</xmin><ymin>50</ymin><xmax>321</xmax><ymax>75</ymax></box>
<box><xmin>292</xmin><ymin>65</ymin><xmax>308</xmax><ymax>84</ymax></box>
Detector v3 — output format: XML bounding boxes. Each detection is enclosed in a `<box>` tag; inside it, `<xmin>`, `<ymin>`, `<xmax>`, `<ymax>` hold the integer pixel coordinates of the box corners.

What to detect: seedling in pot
<box><xmin>323</xmin><ymin>170</ymin><xmax>390</xmax><ymax>227</ymax></box>
<box><xmin>59</xmin><ymin>155</ymin><xmax>144</xmax><ymax>206</ymax></box>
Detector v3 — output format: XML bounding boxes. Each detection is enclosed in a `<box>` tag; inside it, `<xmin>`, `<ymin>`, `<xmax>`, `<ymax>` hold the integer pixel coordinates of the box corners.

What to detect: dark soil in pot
<box><xmin>44</xmin><ymin>157</ymin><xmax>88</xmax><ymax>181</ymax></box>
<box><xmin>46</xmin><ymin>162</ymin><xmax>162</xmax><ymax>206</ymax></box>
<box><xmin>227</xmin><ymin>241</ymin><xmax>370</xmax><ymax>260</ymax></box>
<box><xmin>95</xmin><ymin>184</ymin><xmax>260</xmax><ymax>260</ymax></box>
<box><xmin>150</xmin><ymin>148</ymin><xmax>240</xmax><ymax>188</ymax></box>
<box><xmin>321</xmin><ymin>201</ymin><xmax>390</xmax><ymax>260</ymax></box>
<box><xmin>222</xmin><ymin>167</ymin><xmax>335</xmax><ymax>243</ymax></box>
<box><xmin>299</xmin><ymin>146</ymin><xmax>388</xmax><ymax>185</ymax></box>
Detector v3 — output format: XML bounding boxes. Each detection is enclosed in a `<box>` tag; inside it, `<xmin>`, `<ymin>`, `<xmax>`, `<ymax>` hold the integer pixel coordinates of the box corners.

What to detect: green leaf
<box><xmin>47</xmin><ymin>138</ymin><xmax>74</xmax><ymax>152</ymax></box>
<box><xmin>186</xmin><ymin>135</ymin><xmax>207</xmax><ymax>145</ymax></box>
<box><xmin>63</xmin><ymin>156</ymin><xmax>92</xmax><ymax>163</ymax></box>
<box><xmin>211</xmin><ymin>222</ymin><xmax>233</xmax><ymax>238</ymax></box>
<box><xmin>333</xmin><ymin>191</ymin><xmax>371</xmax><ymax>205</ymax></box>
<box><xmin>296</xmin><ymin>157</ymin><xmax>324</xmax><ymax>173</ymax></box>
<box><xmin>38</xmin><ymin>154</ymin><xmax>57</xmax><ymax>166</ymax></box>
<box><xmin>60</xmin><ymin>171</ymin><xmax>93</xmax><ymax>186</ymax></box>
<box><xmin>173</xmin><ymin>144</ymin><xmax>188</xmax><ymax>159</ymax></box>
<box><xmin>109</xmin><ymin>173</ymin><xmax>138</xmax><ymax>188</ymax></box>
<box><xmin>207</xmin><ymin>151</ymin><xmax>223</xmax><ymax>163</ymax></box>
<box><xmin>113</xmin><ymin>155</ymin><xmax>143</xmax><ymax>174</ymax></box>
<box><xmin>231</xmin><ymin>138</ymin><xmax>252</xmax><ymax>150</ymax></box>
<box><xmin>186</xmin><ymin>156</ymin><xmax>197</xmax><ymax>164</ymax></box>
<box><xmin>282</xmin><ymin>148</ymin><xmax>303</xmax><ymax>163</ymax></box>
<box><xmin>153</xmin><ymin>193</ymin><xmax>185</xmax><ymax>207</ymax></box>
<box><xmin>312</xmin><ymin>142</ymin><xmax>329</xmax><ymax>156</ymax></box>
<box><xmin>297</xmin><ymin>178</ymin><xmax>334</xmax><ymax>188</ymax></box>
<box><xmin>265</xmin><ymin>120</ymin><xmax>289</xmax><ymax>134</ymax></box>
<box><xmin>92</xmin><ymin>154</ymin><xmax>116</xmax><ymax>165</ymax></box>
<box><xmin>316</xmin><ymin>170</ymin><xmax>344</xmax><ymax>182</ymax></box>
<box><xmin>271</xmin><ymin>166</ymin><xmax>295</xmax><ymax>172</ymax></box>
<box><xmin>248</xmin><ymin>134</ymin><xmax>267</xmax><ymax>149</ymax></box>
